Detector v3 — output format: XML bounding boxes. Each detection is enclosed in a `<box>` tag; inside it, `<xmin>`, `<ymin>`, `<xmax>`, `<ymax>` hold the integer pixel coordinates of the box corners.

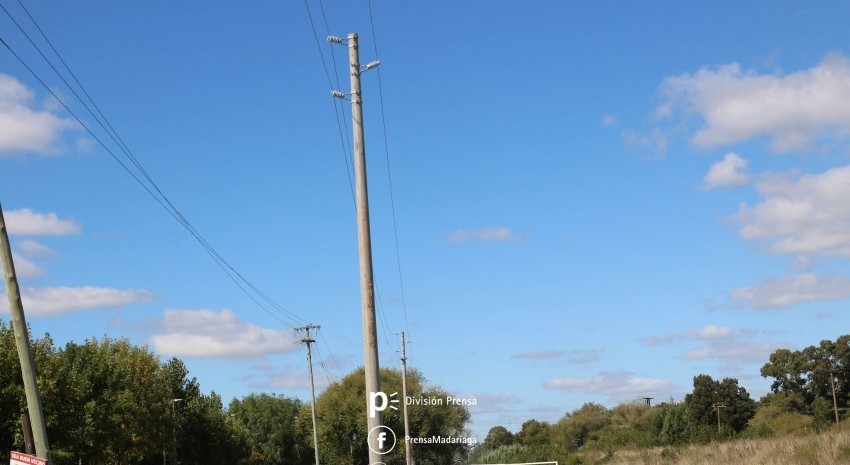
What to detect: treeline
<box><xmin>0</xmin><ymin>319</ymin><xmax>470</xmax><ymax>465</ymax></box>
<box><xmin>472</xmin><ymin>335</ymin><xmax>850</xmax><ymax>464</ymax></box>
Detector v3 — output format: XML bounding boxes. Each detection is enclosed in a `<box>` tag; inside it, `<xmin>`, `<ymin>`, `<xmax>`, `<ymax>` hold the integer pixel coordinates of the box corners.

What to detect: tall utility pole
<box><xmin>400</xmin><ymin>332</ymin><xmax>413</xmax><ymax>465</ymax></box>
<box><xmin>348</xmin><ymin>31</ymin><xmax>385</xmax><ymax>465</ymax></box>
<box><xmin>0</xmin><ymin>203</ymin><xmax>51</xmax><ymax>462</ymax></box>
<box><xmin>296</xmin><ymin>324</ymin><xmax>322</xmax><ymax>465</ymax></box>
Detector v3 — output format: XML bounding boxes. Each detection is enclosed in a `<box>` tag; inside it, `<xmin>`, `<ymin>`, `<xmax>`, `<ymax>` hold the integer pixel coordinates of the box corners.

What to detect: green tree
<box><xmin>684</xmin><ymin>374</ymin><xmax>755</xmax><ymax>438</ymax></box>
<box><xmin>659</xmin><ymin>403</ymin><xmax>689</xmax><ymax>445</ymax></box>
<box><xmin>518</xmin><ymin>419</ymin><xmax>550</xmax><ymax>447</ymax></box>
<box><xmin>761</xmin><ymin>335</ymin><xmax>850</xmax><ymax>413</ymax></box>
<box><xmin>314</xmin><ymin>367</ymin><xmax>470</xmax><ymax>465</ymax></box>
<box><xmin>551</xmin><ymin>403</ymin><xmax>610</xmax><ymax>451</ymax></box>
<box><xmin>49</xmin><ymin>337</ymin><xmax>171</xmax><ymax>464</ymax></box>
<box><xmin>178</xmin><ymin>391</ymin><xmax>248</xmax><ymax>465</ymax></box>
<box><xmin>229</xmin><ymin>393</ymin><xmax>311</xmax><ymax>465</ymax></box>
<box><xmin>481</xmin><ymin>425</ymin><xmax>515</xmax><ymax>450</ymax></box>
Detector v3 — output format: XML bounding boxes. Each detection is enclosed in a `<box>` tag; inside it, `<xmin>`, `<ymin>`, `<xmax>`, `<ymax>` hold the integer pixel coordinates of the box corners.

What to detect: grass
<box><xmin>600</xmin><ymin>428</ymin><xmax>850</xmax><ymax>465</ymax></box>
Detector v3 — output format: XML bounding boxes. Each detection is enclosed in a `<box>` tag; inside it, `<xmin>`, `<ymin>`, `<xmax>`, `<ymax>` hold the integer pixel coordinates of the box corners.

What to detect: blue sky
<box><xmin>2</xmin><ymin>0</ymin><xmax>850</xmax><ymax>439</ymax></box>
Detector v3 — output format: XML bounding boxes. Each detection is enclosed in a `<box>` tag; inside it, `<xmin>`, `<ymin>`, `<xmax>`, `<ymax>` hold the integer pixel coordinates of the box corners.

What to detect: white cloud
<box><xmin>150</xmin><ymin>308</ymin><xmax>299</xmax><ymax>358</ymax></box>
<box><xmin>601</xmin><ymin>114</ymin><xmax>617</xmax><ymax>127</ymax></box>
<box><xmin>11</xmin><ymin>253</ymin><xmax>45</xmax><ymax>279</ymax></box>
<box><xmin>445</xmin><ymin>227</ymin><xmax>522</xmax><ymax>244</ymax></box>
<box><xmin>660</xmin><ymin>54</ymin><xmax>850</xmax><ymax>152</ymax></box>
<box><xmin>730</xmin><ymin>273</ymin><xmax>850</xmax><ymax>309</ymax></box>
<box><xmin>0</xmin><ymin>73</ymin><xmax>76</xmax><ymax>155</ymax></box>
<box><xmin>644</xmin><ymin>324</ymin><xmax>734</xmax><ymax>346</ymax></box>
<box><xmin>1</xmin><ymin>286</ymin><xmax>154</xmax><ymax>317</ymax></box>
<box><xmin>5</xmin><ymin>209</ymin><xmax>81</xmax><ymax>236</ymax></box>
<box><xmin>15</xmin><ymin>240</ymin><xmax>55</xmax><ymax>257</ymax></box>
<box><xmin>544</xmin><ymin>371</ymin><xmax>676</xmax><ymax>402</ymax></box>
<box><xmin>735</xmin><ymin>165</ymin><xmax>850</xmax><ymax>257</ymax></box>
<box><xmin>683</xmin><ymin>342</ymin><xmax>780</xmax><ymax>363</ymax></box>
<box><xmin>702</xmin><ymin>152</ymin><xmax>750</xmax><ymax>189</ymax></box>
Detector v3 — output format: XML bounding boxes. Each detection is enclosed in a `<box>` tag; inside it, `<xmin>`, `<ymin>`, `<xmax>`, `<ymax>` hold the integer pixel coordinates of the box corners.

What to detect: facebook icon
<box><xmin>367</xmin><ymin>425</ymin><xmax>396</xmax><ymax>455</ymax></box>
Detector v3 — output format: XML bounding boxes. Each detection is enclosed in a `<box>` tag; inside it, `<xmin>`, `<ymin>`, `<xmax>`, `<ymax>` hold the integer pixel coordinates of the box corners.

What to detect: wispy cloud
<box><xmin>512</xmin><ymin>349</ymin><xmax>602</xmax><ymax>363</ymax></box>
<box><xmin>701</xmin><ymin>152</ymin><xmax>751</xmax><ymax>190</ymax></box>
<box><xmin>15</xmin><ymin>240</ymin><xmax>55</xmax><ymax>257</ymax></box>
<box><xmin>512</xmin><ymin>350</ymin><xmax>564</xmax><ymax>360</ymax></box>
<box><xmin>0</xmin><ymin>73</ymin><xmax>77</xmax><ymax>155</ymax></box>
<box><xmin>247</xmin><ymin>362</ymin><xmax>330</xmax><ymax>391</ymax></box>
<box><xmin>645</xmin><ymin>325</ymin><xmax>788</xmax><ymax>368</ymax></box>
<box><xmin>544</xmin><ymin>371</ymin><xmax>676</xmax><ymax>402</ymax></box>
<box><xmin>150</xmin><ymin>308</ymin><xmax>299</xmax><ymax>358</ymax></box>
<box><xmin>445</xmin><ymin>227</ymin><xmax>523</xmax><ymax>245</ymax></box>
<box><xmin>730</xmin><ymin>273</ymin><xmax>850</xmax><ymax>309</ymax></box>
<box><xmin>1</xmin><ymin>286</ymin><xmax>154</xmax><ymax>317</ymax></box>
<box><xmin>11</xmin><ymin>254</ymin><xmax>45</xmax><ymax>279</ymax></box>
<box><xmin>622</xmin><ymin>128</ymin><xmax>669</xmax><ymax>159</ymax></box>
<box><xmin>683</xmin><ymin>342</ymin><xmax>780</xmax><ymax>363</ymax></box>
<box><xmin>644</xmin><ymin>324</ymin><xmax>734</xmax><ymax>346</ymax></box>
<box><xmin>659</xmin><ymin>53</ymin><xmax>850</xmax><ymax>152</ymax></box>
<box><xmin>5</xmin><ymin>209</ymin><xmax>81</xmax><ymax>236</ymax></box>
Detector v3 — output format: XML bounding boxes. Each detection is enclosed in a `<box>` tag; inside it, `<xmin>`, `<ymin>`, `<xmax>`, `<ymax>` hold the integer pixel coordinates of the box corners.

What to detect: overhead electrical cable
<box><xmin>366</xmin><ymin>0</ymin><xmax>413</xmax><ymax>356</ymax></box>
<box><xmin>303</xmin><ymin>0</ymin><xmax>398</xmax><ymax>359</ymax></box>
<box><xmin>302</xmin><ymin>0</ymin><xmax>356</xmax><ymax>202</ymax></box>
<box><xmin>0</xmin><ymin>4</ymin><xmax>307</xmax><ymax>328</ymax></box>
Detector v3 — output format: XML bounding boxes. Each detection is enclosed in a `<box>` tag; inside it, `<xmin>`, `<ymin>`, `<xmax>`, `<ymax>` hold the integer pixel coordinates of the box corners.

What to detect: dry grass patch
<box><xmin>603</xmin><ymin>428</ymin><xmax>850</xmax><ymax>465</ymax></box>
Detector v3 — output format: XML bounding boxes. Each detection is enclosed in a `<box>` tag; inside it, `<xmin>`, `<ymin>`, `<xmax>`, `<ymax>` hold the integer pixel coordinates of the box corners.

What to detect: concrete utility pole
<box><xmin>400</xmin><ymin>332</ymin><xmax>412</xmax><ymax>465</ymax></box>
<box><xmin>296</xmin><ymin>324</ymin><xmax>322</xmax><ymax>465</ymax></box>
<box><xmin>0</xmin><ymin>203</ymin><xmax>51</xmax><ymax>462</ymax></box>
<box><xmin>348</xmin><ymin>31</ymin><xmax>385</xmax><ymax>465</ymax></box>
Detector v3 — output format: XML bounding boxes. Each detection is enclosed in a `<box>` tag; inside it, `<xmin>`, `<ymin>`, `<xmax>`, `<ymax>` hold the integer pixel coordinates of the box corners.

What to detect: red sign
<box><xmin>9</xmin><ymin>451</ymin><xmax>47</xmax><ymax>465</ymax></box>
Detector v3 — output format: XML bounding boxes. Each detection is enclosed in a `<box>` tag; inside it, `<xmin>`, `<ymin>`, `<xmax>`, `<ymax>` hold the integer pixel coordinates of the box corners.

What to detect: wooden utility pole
<box><xmin>400</xmin><ymin>332</ymin><xmax>412</xmax><ymax>465</ymax></box>
<box><xmin>0</xmin><ymin>203</ymin><xmax>51</xmax><ymax>462</ymax></box>
<box><xmin>348</xmin><ymin>31</ymin><xmax>386</xmax><ymax>465</ymax></box>
<box><xmin>296</xmin><ymin>324</ymin><xmax>322</xmax><ymax>465</ymax></box>
<box><xmin>712</xmin><ymin>403</ymin><xmax>726</xmax><ymax>434</ymax></box>
<box><xmin>828</xmin><ymin>368</ymin><xmax>840</xmax><ymax>426</ymax></box>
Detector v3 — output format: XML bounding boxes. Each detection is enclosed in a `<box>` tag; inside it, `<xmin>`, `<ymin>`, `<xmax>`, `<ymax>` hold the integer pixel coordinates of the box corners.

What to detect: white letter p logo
<box><xmin>369</xmin><ymin>391</ymin><xmax>388</xmax><ymax>418</ymax></box>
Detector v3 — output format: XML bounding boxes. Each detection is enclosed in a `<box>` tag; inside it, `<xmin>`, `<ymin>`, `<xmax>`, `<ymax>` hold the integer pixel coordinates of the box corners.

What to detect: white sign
<box><xmin>9</xmin><ymin>451</ymin><xmax>47</xmax><ymax>465</ymax></box>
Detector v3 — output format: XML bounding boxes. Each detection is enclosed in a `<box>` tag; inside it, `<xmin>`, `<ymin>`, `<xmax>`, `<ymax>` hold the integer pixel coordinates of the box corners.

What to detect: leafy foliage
<box><xmin>313</xmin><ymin>366</ymin><xmax>471</xmax><ymax>465</ymax></box>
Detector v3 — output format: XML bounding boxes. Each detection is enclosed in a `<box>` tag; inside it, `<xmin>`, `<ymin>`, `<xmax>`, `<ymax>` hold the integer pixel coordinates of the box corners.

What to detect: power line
<box><xmin>305</xmin><ymin>3</ymin><xmax>399</xmax><ymax>360</ymax></box>
<box><xmin>0</xmin><ymin>5</ymin><xmax>307</xmax><ymax>328</ymax></box>
<box><xmin>302</xmin><ymin>0</ymin><xmax>356</xmax><ymax>202</ymax></box>
<box><xmin>366</xmin><ymin>0</ymin><xmax>413</xmax><ymax>358</ymax></box>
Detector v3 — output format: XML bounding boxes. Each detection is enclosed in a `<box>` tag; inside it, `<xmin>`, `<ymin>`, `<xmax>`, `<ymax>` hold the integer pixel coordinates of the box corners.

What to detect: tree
<box><xmin>684</xmin><ymin>374</ymin><xmax>755</xmax><ymax>438</ymax></box>
<box><xmin>518</xmin><ymin>419</ymin><xmax>550</xmax><ymax>447</ymax></box>
<box><xmin>229</xmin><ymin>393</ymin><xmax>311</xmax><ymax>465</ymax></box>
<box><xmin>481</xmin><ymin>426</ymin><xmax>515</xmax><ymax>450</ymax></box>
<box><xmin>551</xmin><ymin>404</ymin><xmax>610</xmax><ymax>451</ymax></box>
<box><xmin>48</xmin><ymin>337</ymin><xmax>171</xmax><ymax>464</ymax></box>
<box><xmin>761</xmin><ymin>335</ymin><xmax>850</xmax><ymax>418</ymax></box>
<box><xmin>178</xmin><ymin>391</ymin><xmax>248</xmax><ymax>465</ymax></box>
<box><xmin>314</xmin><ymin>367</ymin><xmax>470</xmax><ymax>465</ymax></box>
